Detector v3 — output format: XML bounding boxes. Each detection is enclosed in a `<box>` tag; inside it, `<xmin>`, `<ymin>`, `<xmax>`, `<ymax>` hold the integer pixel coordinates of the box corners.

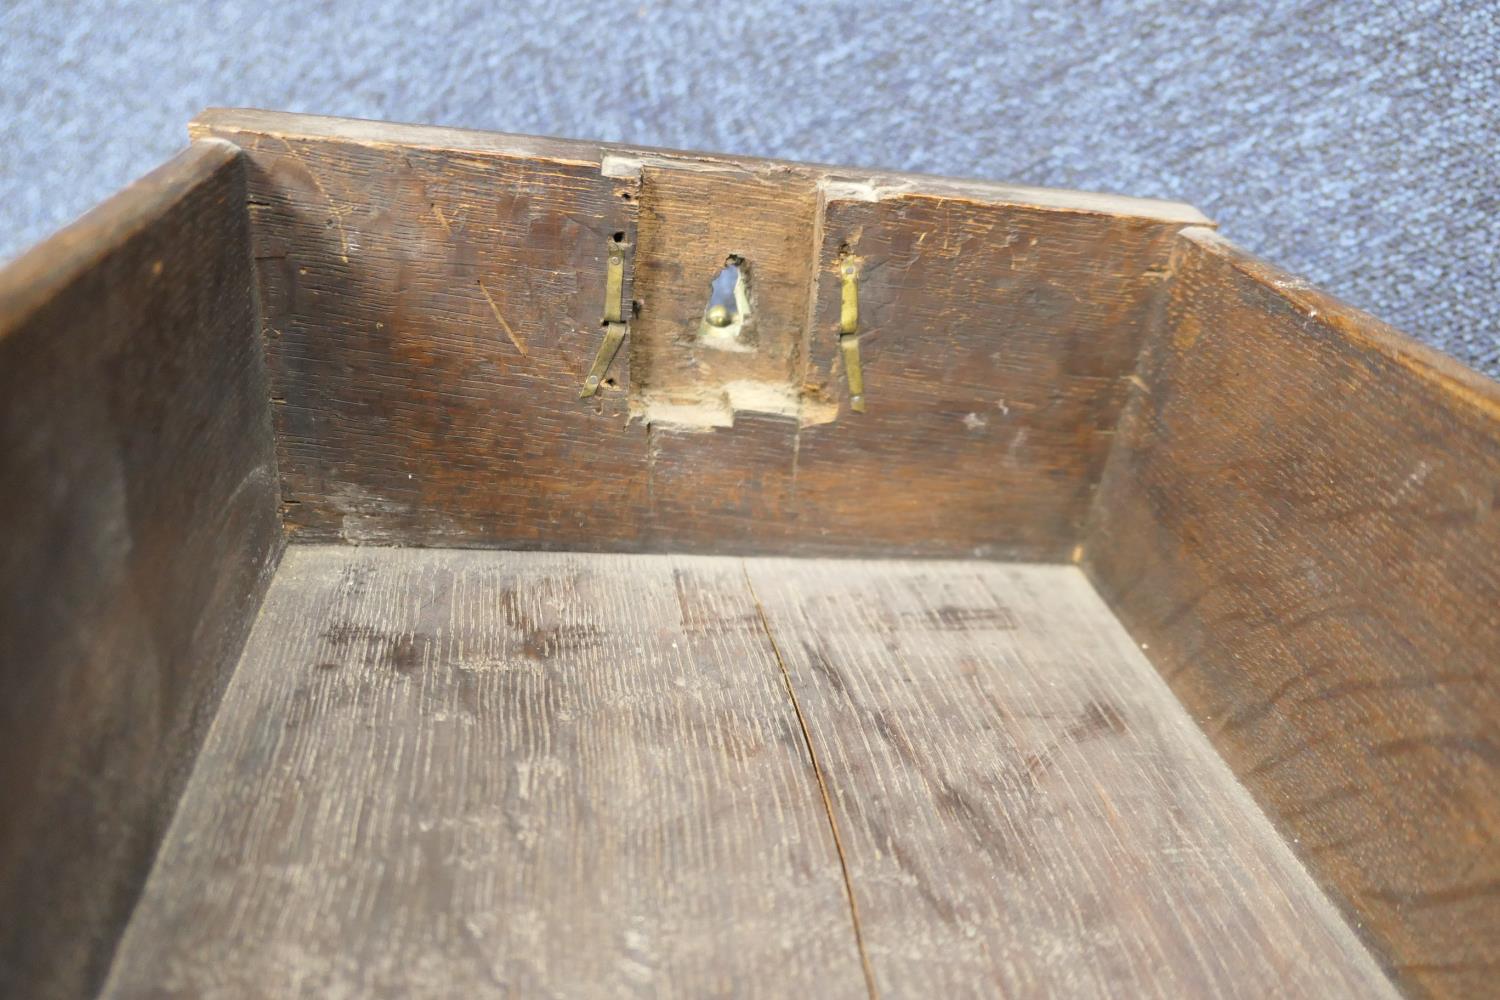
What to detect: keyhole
<box><xmin>705</xmin><ymin>261</ymin><xmax>741</xmax><ymax>327</ymax></box>
<box><xmin>699</xmin><ymin>256</ymin><xmax>750</xmax><ymax>343</ymax></box>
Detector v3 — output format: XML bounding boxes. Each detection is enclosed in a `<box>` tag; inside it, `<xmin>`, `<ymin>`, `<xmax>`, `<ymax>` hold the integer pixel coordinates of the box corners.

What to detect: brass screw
<box><xmin>705</xmin><ymin>304</ymin><xmax>733</xmax><ymax>328</ymax></box>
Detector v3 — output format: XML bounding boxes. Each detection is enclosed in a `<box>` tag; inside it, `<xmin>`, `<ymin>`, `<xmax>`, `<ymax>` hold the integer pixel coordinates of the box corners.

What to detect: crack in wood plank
<box><xmin>743</xmin><ymin>562</ymin><xmax>880</xmax><ymax>1000</ymax></box>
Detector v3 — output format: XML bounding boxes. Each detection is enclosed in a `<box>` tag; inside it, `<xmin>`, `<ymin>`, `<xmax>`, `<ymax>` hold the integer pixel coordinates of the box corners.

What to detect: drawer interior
<box><xmin>102</xmin><ymin>548</ymin><xmax>1388</xmax><ymax>998</ymax></box>
<box><xmin>2</xmin><ymin>109</ymin><xmax>1495</xmax><ymax>999</ymax></box>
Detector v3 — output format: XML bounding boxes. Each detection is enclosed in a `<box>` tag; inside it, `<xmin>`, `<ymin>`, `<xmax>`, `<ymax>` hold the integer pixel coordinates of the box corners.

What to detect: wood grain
<box><xmin>192</xmin><ymin>111</ymin><xmax>646</xmax><ymax>548</ymax></box>
<box><xmin>194</xmin><ymin>108</ymin><xmax>1208</xmax><ymax>558</ymax></box>
<box><xmin>0</xmin><ymin>142</ymin><xmax>281</xmax><ymax>1000</ymax></box>
<box><xmin>103</xmin><ymin>547</ymin><xmax>865</xmax><ymax>999</ymax></box>
<box><xmin>746</xmin><ymin>557</ymin><xmax>1397</xmax><ymax>998</ymax></box>
<box><xmin>1084</xmin><ymin>227</ymin><xmax>1500</xmax><ymax>999</ymax></box>
<box><xmin>629</xmin><ymin>160</ymin><xmax>818</xmax><ymax>406</ymax></box>
<box><xmin>792</xmin><ymin>186</ymin><xmax>1183</xmax><ymax>558</ymax></box>
<box><xmin>645</xmin><ymin>182</ymin><xmax>1190</xmax><ymax>558</ymax></box>
<box><xmin>107</xmin><ymin>548</ymin><xmax>1391</xmax><ymax>997</ymax></box>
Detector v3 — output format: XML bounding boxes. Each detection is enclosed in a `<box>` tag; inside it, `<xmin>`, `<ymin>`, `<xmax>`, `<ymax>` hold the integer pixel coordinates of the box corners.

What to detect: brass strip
<box><xmin>840</xmin><ymin>334</ymin><xmax>866</xmax><ymax>413</ymax></box>
<box><xmin>581</xmin><ymin>239</ymin><xmax>628</xmax><ymax>397</ymax></box>
<box><xmin>838</xmin><ymin>259</ymin><xmax>865</xmax><ymax>412</ymax></box>
<box><xmin>839</xmin><ymin>260</ymin><xmax>859</xmax><ymax>335</ymax></box>
<box><xmin>579</xmin><ymin>321</ymin><xmax>626</xmax><ymax>399</ymax></box>
<box><xmin>604</xmin><ymin>242</ymin><xmax>625</xmax><ymax>323</ymax></box>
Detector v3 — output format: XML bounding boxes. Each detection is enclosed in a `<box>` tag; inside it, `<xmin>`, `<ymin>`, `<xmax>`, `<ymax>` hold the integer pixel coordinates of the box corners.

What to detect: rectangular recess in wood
<box><xmin>194</xmin><ymin>109</ymin><xmax>1208</xmax><ymax>557</ymax></box>
<box><xmin>625</xmin><ymin>157</ymin><xmax>819</xmax><ymax>410</ymax></box>
<box><xmin>1084</xmin><ymin>227</ymin><xmax>1500</xmax><ymax>999</ymax></box>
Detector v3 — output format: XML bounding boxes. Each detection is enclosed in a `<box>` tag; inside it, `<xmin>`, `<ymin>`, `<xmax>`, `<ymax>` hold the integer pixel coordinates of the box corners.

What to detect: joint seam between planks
<box><xmin>742</xmin><ymin>562</ymin><xmax>879</xmax><ymax>1000</ymax></box>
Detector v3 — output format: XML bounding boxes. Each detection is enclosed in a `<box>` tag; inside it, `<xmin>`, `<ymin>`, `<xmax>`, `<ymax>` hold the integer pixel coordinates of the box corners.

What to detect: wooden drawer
<box><xmin>2</xmin><ymin>110</ymin><xmax>1494</xmax><ymax>999</ymax></box>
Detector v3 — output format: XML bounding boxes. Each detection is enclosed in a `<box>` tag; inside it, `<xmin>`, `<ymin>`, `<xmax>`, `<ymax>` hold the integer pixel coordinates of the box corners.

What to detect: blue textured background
<box><xmin>2</xmin><ymin>0</ymin><xmax>1494</xmax><ymax>376</ymax></box>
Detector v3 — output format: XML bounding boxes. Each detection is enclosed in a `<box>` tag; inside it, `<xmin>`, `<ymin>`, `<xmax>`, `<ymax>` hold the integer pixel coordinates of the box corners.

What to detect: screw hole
<box><xmin>612</xmin><ymin>231</ymin><xmax>625</xmax><ymax>243</ymax></box>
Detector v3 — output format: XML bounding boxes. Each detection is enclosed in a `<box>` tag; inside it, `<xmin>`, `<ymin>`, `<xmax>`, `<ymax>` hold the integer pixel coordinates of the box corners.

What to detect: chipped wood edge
<box><xmin>191</xmin><ymin>107</ymin><xmax>1214</xmax><ymax>226</ymax></box>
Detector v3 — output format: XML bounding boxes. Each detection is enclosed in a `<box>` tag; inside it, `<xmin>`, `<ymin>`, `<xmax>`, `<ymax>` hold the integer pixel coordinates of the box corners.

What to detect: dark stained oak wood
<box><xmin>745</xmin><ymin>558</ymin><xmax>1397</xmax><ymax>998</ymax></box>
<box><xmin>791</xmin><ymin>186</ymin><xmax>1183</xmax><ymax>559</ymax></box>
<box><xmin>0</xmin><ymin>142</ymin><xmax>282</xmax><ymax>1000</ymax></box>
<box><xmin>103</xmin><ymin>547</ymin><xmax>865</xmax><ymax>999</ymax></box>
<box><xmin>643</xmin><ymin>180</ymin><xmax>1195</xmax><ymax>558</ymax></box>
<box><xmin>7</xmin><ymin>109</ymin><xmax>1487</xmax><ymax>998</ymax></box>
<box><xmin>193</xmin><ymin>108</ymin><xmax>1208</xmax><ymax>559</ymax></box>
<box><xmin>1084</xmin><ymin>227</ymin><xmax>1500</xmax><ymax>999</ymax></box>
<box><xmin>190</xmin><ymin>113</ymin><xmax>646</xmax><ymax>549</ymax></box>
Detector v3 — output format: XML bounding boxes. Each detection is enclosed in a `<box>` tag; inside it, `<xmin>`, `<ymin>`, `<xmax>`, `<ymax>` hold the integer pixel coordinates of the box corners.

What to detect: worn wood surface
<box><xmin>792</xmin><ymin>186</ymin><xmax>1181</xmax><ymax>557</ymax></box>
<box><xmin>195</xmin><ymin>108</ymin><xmax>1207</xmax><ymax>558</ymax></box>
<box><xmin>746</xmin><ymin>558</ymin><xmax>1396</xmax><ymax>998</ymax></box>
<box><xmin>644</xmin><ymin>180</ymin><xmax>1194</xmax><ymax>557</ymax></box>
<box><xmin>103</xmin><ymin>547</ymin><xmax>866</xmax><ymax>999</ymax></box>
<box><xmin>0</xmin><ymin>142</ymin><xmax>281</xmax><ymax>1000</ymax></box>
<box><xmin>628</xmin><ymin>159</ymin><xmax>818</xmax><ymax>409</ymax></box>
<box><xmin>190</xmin><ymin>111</ymin><xmax>645</xmax><ymax>548</ymax></box>
<box><xmin>1084</xmin><ymin>227</ymin><xmax>1500</xmax><ymax>999</ymax></box>
<box><xmin>107</xmin><ymin>547</ymin><xmax>1390</xmax><ymax>997</ymax></box>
